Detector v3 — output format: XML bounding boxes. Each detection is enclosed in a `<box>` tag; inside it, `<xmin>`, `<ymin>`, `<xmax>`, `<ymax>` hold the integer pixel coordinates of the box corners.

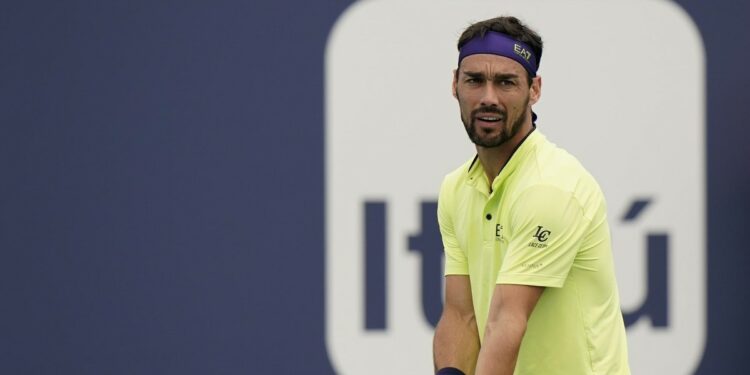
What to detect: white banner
<box><xmin>326</xmin><ymin>0</ymin><xmax>705</xmax><ymax>373</ymax></box>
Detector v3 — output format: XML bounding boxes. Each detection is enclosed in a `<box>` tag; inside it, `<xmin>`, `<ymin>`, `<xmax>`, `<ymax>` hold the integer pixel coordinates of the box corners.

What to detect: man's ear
<box><xmin>452</xmin><ymin>69</ymin><xmax>458</xmax><ymax>98</ymax></box>
<box><xmin>530</xmin><ymin>75</ymin><xmax>542</xmax><ymax>105</ymax></box>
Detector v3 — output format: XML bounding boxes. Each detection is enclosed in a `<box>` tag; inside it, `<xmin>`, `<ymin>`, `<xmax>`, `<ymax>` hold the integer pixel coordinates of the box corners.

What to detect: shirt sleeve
<box><xmin>438</xmin><ymin>177</ymin><xmax>469</xmax><ymax>276</ymax></box>
<box><xmin>497</xmin><ymin>184</ymin><xmax>587</xmax><ymax>288</ymax></box>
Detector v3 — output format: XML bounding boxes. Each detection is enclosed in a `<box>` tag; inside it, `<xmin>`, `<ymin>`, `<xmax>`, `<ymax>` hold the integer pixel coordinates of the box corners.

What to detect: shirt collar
<box><xmin>466</xmin><ymin>127</ymin><xmax>543</xmax><ymax>189</ymax></box>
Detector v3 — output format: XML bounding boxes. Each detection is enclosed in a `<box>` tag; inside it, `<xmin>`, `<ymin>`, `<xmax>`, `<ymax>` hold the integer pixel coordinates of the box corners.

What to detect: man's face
<box><xmin>453</xmin><ymin>54</ymin><xmax>540</xmax><ymax>148</ymax></box>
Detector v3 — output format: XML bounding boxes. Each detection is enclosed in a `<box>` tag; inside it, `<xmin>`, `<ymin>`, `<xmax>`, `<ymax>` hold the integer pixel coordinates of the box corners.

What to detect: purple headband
<box><xmin>458</xmin><ymin>31</ymin><xmax>539</xmax><ymax>77</ymax></box>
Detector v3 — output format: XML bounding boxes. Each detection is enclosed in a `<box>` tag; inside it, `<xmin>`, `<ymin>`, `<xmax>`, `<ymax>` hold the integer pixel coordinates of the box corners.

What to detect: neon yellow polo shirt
<box><xmin>438</xmin><ymin>129</ymin><xmax>630</xmax><ymax>374</ymax></box>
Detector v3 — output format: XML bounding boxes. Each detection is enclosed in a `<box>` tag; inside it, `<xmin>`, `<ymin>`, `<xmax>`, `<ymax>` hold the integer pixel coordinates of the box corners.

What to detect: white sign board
<box><xmin>326</xmin><ymin>0</ymin><xmax>705</xmax><ymax>373</ymax></box>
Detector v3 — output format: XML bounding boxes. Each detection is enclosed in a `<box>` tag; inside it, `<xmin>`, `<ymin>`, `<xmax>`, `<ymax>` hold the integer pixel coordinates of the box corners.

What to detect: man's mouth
<box><xmin>477</xmin><ymin>116</ymin><xmax>502</xmax><ymax>122</ymax></box>
<box><xmin>475</xmin><ymin>113</ymin><xmax>505</xmax><ymax>123</ymax></box>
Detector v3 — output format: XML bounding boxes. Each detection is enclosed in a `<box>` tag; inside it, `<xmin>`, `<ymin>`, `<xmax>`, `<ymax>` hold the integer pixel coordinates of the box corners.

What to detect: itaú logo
<box><xmin>326</xmin><ymin>195</ymin><xmax>704</xmax><ymax>375</ymax></box>
<box><xmin>350</xmin><ymin>198</ymin><xmax>671</xmax><ymax>333</ymax></box>
<box><xmin>620</xmin><ymin>199</ymin><xmax>668</xmax><ymax>328</ymax></box>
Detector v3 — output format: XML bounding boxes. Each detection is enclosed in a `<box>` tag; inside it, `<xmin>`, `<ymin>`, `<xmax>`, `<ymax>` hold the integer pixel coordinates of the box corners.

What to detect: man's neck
<box><xmin>477</xmin><ymin>122</ymin><xmax>534</xmax><ymax>186</ymax></box>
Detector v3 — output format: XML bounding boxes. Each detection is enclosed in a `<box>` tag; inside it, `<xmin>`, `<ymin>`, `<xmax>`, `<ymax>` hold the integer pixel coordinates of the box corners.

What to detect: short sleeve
<box><xmin>497</xmin><ymin>185</ymin><xmax>587</xmax><ymax>288</ymax></box>
<box><xmin>438</xmin><ymin>177</ymin><xmax>469</xmax><ymax>276</ymax></box>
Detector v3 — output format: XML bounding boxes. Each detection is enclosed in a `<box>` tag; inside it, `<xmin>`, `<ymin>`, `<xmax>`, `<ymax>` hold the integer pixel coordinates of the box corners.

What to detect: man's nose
<box><xmin>480</xmin><ymin>85</ymin><xmax>501</xmax><ymax>107</ymax></box>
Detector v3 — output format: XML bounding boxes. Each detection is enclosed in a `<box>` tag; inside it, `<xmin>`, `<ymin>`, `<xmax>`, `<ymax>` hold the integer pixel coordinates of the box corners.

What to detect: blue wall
<box><xmin>1</xmin><ymin>1</ymin><xmax>747</xmax><ymax>373</ymax></box>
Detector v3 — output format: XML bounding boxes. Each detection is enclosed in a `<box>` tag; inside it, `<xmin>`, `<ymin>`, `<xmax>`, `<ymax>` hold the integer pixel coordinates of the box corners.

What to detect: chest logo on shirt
<box><xmin>529</xmin><ymin>226</ymin><xmax>551</xmax><ymax>248</ymax></box>
<box><xmin>533</xmin><ymin>226</ymin><xmax>551</xmax><ymax>241</ymax></box>
<box><xmin>495</xmin><ymin>224</ymin><xmax>505</xmax><ymax>241</ymax></box>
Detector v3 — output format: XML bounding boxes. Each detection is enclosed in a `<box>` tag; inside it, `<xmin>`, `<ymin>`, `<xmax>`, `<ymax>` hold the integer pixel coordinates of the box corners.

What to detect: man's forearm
<box><xmin>433</xmin><ymin>311</ymin><xmax>481</xmax><ymax>374</ymax></box>
<box><xmin>474</xmin><ymin>316</ymin><xmax>527</xmax><ymax>375</ymax></box>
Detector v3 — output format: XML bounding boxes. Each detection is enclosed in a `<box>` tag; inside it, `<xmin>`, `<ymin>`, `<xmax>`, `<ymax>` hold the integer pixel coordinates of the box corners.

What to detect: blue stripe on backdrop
<box><xmin>0</xmin><ymin>1</ymin><xmax>349</xmax><ymax>373</ymax></box>
<box><xmin>0</xmin><ymin>1</ymin><xmax>748</xmax><ymax>374</ymax></box>
<box><xmin>675</xmin><ymin>1</ymin><xmax>750</xmax><ymax>373</ymax></box>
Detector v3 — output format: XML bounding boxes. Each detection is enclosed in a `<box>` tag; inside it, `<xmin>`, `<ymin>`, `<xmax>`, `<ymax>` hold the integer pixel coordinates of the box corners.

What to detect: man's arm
<box><xmin>433</xmin><ymin>275</ymin><xmax>481</xmax><ymax>374</ymax></box>
<box><xmin>474</xmin><ymin>284</ymin><xmax>544</xmax><ymax>375</ymax></box>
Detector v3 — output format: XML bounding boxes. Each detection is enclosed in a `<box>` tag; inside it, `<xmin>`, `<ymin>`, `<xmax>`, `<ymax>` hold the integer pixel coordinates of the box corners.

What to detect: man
<box><xmin>432</xmin><ymin>16</ymin><xmax>630</xmax><ymax>375</ymax></box>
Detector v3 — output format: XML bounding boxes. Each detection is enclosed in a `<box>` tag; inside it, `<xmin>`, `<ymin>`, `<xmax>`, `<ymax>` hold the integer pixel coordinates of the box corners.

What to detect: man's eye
<box><xmin>498</xmin><ymin>79</ymin><xmax>516</xmax><ymax>86</ymax></box>
<box><xmin>466</xmin><ymin>78</ymin><xmax>482</xmax><ymax>84</ymax></box>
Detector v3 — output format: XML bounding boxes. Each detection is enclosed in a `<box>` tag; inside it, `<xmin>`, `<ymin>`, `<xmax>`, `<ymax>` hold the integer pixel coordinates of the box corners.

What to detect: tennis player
<box><xmin>432</xmin><ymin>16</ymin><xmax>630</xmax><ymax>375</ymax></box>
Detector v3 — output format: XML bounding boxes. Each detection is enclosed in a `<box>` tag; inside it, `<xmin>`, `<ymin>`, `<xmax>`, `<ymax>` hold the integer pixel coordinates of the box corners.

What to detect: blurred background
<box><xmin>1</xmin><ymin>0</ymin><xmax>748</xmax><ymax>374</ymax></box>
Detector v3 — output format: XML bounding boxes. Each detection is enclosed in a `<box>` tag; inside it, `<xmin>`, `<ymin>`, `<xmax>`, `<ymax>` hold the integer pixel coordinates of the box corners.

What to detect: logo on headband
<box><xmin>513</xmin><ymin>44</ymin><xmax>532</xmax><ymax>62</ymax></box>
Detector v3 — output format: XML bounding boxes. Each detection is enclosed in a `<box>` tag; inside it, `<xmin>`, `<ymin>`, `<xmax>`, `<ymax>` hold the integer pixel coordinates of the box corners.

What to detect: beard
<box><xmin>461</xmin><ymin>95</ymin><xmax>530</xmax><ymax>148</ymax></box>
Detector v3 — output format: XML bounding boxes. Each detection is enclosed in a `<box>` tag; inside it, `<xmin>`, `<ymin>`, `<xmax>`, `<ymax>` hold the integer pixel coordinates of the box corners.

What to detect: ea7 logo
<box><xmin>513</xmin><ymin>43</ymin><xmax>532</xmax><ymax>61</ymax></box>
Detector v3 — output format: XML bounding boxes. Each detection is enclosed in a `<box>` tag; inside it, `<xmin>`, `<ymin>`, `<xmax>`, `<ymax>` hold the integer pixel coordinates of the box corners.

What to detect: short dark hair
<box><xmin>457</xmin><ymin>16</ymin><xmax>543</xmax><ymax>84</ymax></box>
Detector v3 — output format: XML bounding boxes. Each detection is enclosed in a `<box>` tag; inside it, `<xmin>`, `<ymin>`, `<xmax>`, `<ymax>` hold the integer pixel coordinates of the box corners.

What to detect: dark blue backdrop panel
<box><xmin>0</xmin><ymin>1</ymin><xmax>748</xmax><ymax>374</ymax></box>
<box><xmin>678</xmin><ymin>1</ymin><xmax>750</xmax><ymax>373</ymax></box>
<box><xmin>0</xmin><ymin>1</ymin><xmax>347</xmax><ymax>373</ymax></box>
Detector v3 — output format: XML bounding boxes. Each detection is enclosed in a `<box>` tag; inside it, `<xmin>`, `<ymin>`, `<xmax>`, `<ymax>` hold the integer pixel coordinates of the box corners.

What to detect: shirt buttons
<box><xmin>486</xmin><ymin>213</ymin><xmax>492</xmax><ymax>220</ymax></box>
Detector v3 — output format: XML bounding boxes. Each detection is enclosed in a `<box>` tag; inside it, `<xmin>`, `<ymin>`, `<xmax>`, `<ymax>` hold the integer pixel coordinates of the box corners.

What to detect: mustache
<box><xmin>471</xmin><ymin>106</ymin><xmax>506</xmax><ymax>119</ymax></box>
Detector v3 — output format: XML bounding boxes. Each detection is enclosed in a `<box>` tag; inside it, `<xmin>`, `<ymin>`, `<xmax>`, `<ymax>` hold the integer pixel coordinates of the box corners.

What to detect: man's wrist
<box><xmin>436</xmin><ymin>367</ymin><xmax>466</xmax><ymax>375</ymax></box>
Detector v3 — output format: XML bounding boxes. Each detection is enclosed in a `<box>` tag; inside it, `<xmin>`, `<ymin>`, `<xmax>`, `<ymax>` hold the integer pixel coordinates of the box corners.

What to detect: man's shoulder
<box><xmin>526</xmin><ymin>135</ymin><xmax>599</xmax><ymax>191</ymax></box>
<box><xmin>510</xmin><ymin>135</ymin><xmax>606</xmax><ymax>214</ymax></box>
<box><xmin>534</xmin><ymin>136</ymin><xmax>586</xmax><ymax>171</ymax></box>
